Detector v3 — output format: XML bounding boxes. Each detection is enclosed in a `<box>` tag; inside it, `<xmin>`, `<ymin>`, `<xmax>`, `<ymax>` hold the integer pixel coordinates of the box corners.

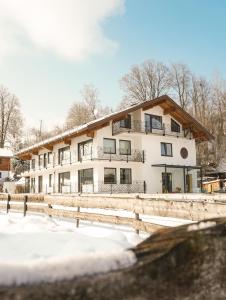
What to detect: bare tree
<box><xmin>170</xmin><ymin>63</ymin><xmax>191</xmax><ymax>109</ymax></box>
<box><xmin>66</xmin><ymin>84</ymin><xmax>112</xmax><ymax>128</ymax></box>
<box><xmin>119</xmin><ymin>60</ymin><xmax>171</xmax><ymax>108</ymax></box>
<box><xmin>0</xmin><ymin>86</ymin><xmax>23</xmax><ymax>148</ymax></box>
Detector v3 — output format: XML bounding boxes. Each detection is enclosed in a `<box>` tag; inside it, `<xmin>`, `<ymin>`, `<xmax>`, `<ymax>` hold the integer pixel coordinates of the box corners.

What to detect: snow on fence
<box><xmin>1</xmin><ymin>193</ymin><xmax>226</xmax><ymax>233</ymax></box>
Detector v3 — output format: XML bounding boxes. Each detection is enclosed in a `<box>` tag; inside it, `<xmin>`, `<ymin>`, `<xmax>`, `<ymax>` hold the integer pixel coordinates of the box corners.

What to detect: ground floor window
<box><xmin>58</xmin><ymin>172</ymin><xmax>70</xmax><ymax>193</ymax></box>
<box><xmin>78</xmin><ymin>168</ymin><xmax>93</xmax><ymax>192</ymax></box>
<box><xmin>31</xmin><ymin>178</ymin><xmax>35</xmax><ymax>193</ymax></box>
<box><xmin>104</xmin><ymin>168</ymin><xmax>116</xmax><ymax>184</ymax></box>
<box><xmin>120</xmin><ymin>168</ymin><xmax>132</xmax><ymax>184</ymax></box>
<box><xmin>38</xmin><ymin>176</ymin><xmax>43</xmax><ymax>193</ymax></box>
<box><xmin>162</xmin><ymin>172</ymin><xmax>172</xmax><ymax>193</ymax></box>
<box><xmin>49</xmin><ymin>174</ymin><xmax>53</xmax><ymax>187</ymax></box>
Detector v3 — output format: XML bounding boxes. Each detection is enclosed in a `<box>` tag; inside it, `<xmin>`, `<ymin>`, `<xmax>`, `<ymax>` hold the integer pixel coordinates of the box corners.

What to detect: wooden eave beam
<box><xmin>63</xmin><ymin>138</ymin><xmax>71</xmax><ymax>145</ymax></box>
<box><xmin>87</xmin><ymin>131</ymin><xmax>95</xmax><ymax>138</ymax></box>
<box><xmin>31</xmin><ymin>149</ymin><xmax>39</xmax><ymax>155</ymax></box>
<box><xmin>44</xmin><ymin>144</ymin><xmax>53</xmax><ymax>151</ymax></box>
<box><xmin>163</xmin><ymin>107</ymin><xmax>177</xmax><ymax>115</ymax></box>
<box><xmin>112</xmin><ymin>114</ymin><xmax>128</xmax><ymax>123</ymax></box>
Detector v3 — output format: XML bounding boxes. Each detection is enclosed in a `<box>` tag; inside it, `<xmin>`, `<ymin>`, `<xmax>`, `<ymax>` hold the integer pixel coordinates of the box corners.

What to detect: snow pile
<box><xmin>0</xmin><ymin>213</ymin><xmax>138</xmax><ymax>286</ymax></box>
<box><xmin>187</xmin><ymin>221</ymin><xmax>216</xmax><ymax>232</ymax></box>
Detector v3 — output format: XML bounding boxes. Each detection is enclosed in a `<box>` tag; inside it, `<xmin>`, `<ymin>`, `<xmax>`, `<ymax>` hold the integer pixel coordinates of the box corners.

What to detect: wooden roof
<box><xmin>16</xmin><ymin>95</ymin><xmax>213</xmax><ymax>160</ymax></box>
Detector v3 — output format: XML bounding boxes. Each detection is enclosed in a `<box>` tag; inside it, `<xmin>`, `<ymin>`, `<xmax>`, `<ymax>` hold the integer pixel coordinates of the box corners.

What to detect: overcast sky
<box><xmin>0</xmin><ymin>0</ymin><xmax>225</xmax><ymax>130</ymax></box>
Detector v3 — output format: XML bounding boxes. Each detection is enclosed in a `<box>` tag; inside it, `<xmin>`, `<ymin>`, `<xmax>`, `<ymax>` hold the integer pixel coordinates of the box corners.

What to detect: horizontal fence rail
<box><xmin>1</xmin><ymin>193</ymin><xmax>226</xmax><ymax>233</ymax></box>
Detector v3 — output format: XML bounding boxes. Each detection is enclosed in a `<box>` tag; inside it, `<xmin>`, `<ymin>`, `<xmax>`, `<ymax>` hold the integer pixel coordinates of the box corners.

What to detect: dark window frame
<box><xmin>103</xmin><ymin>138</ymin><xmax>116</xmax><ymax>154</ymax></box>
<box><xmin>49</xmin><ymin>174</ymin><xmax>53</xmax><ymax>187</ymax></box>
<box><xmin>104</xmin><ymin>168</ymin><xmax>117</xmax><ymax>184</ymax></box>
<box><xmin>47</xmin><ymin>152</ymin><xmax>53</xmax><ymax>164</ymax></box>
<box><xmin>120</xmin><ymin>168</ymin><xmax>132</xmax><ymax>184</ymax></box>
<box><xmin>31</xmin><ymin>159</ymin><xmax>35</xmax><ymax>170</ymax></box>
<box><xmin>120</xmin><ymin>114</ymin><xmax>131</xmax><ymax>129</ymax></box>
<box><xmin>38</xmin><ymin>154</ymin><xmax>44</xmax><ymax>167</ymax></box>
<box><xmin>78</xmin><ymin>139</ymin><xmax>93</xmax><ymax>161</ymax></box>
<box><xmin>119</xmin><ymin>140</ymin><xmax>131</xmax><ymax>155</ymax></box>
<box><xmin>145</xmin><ymin>113</ymin><xmax>163</xmax><ymax>130</ymax></box>
<box><xmin>171</xmin><ymin>118</ymin><xmax>181</xmax><ymax>133</ymax></box>
<box><xmin>58</xmin><ymin>146</ymin><xmax>70</xmax><ymax>165</ymax></box>
<box><xmin>161</xmin><ymin>142</ymin><xmax>173</xmax><ymax>157</ymax></box>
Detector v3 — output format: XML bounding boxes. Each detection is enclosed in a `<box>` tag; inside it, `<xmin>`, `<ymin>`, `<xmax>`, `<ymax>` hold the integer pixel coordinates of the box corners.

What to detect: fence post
<box><xmin>23</xmin><ymin>195</ymin><xmax>28</xmax><ymax>217</ymax></box>
<box><xmin>76</xmin><ymin>206</ymin><xmax>80</xmax><ymax>228</ymax></box>
<box><xmin>48</xmin><ymin>203</ymin><xmax>52</xmax><ymax>217</ymax></box>
<box><xmin>6</xmin><ymin>194</ymin><xmax>10</xmax><ymax>213</ymax></box>
<box><xmin>135</xmin><ymin>212</ymin><xmax>140</xmax><ymax>235</ymax></box>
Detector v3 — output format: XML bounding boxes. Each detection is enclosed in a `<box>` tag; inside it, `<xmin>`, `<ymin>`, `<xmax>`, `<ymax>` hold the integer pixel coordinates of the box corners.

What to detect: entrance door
<box><xmin>38</xmin><ymin>176</ymin><xmax>43</xmax><ymax>193</ymax></box>
<box><xmin>186</xmin><ymin>174</ymin><xmax>192</xmax><ymax>192</ymax></box>
<box><xmin>162</xmin><ymin>173</ymin><xmax>172</xmax><ymax>193</ymax></box>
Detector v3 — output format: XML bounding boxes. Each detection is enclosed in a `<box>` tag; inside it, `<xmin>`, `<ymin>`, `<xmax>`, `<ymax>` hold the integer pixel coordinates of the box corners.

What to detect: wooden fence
<box><xmin>1</xmin><ymin>193</ymin><xmax>226</xmax><ymax>233</ymax></box>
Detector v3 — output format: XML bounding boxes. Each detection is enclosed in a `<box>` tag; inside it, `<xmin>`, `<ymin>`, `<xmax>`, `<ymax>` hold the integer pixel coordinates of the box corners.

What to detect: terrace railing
<box><xmin>112</xmin><ymin>120</ymin><xmax>187</xmax><ymax>138</ymax></box>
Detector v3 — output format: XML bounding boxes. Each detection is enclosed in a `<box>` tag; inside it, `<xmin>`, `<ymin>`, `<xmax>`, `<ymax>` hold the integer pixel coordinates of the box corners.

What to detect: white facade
<box><xmin>20</xmin><ymin>104</ymin><xmax>201</xmax><ymax>194</ymax></box>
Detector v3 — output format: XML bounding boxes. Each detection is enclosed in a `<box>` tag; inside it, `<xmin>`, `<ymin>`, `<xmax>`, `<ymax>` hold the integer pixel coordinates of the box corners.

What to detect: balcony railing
<box><xmin>28</xmin><ymin>147</ymin><xmax>144</xmax><ymax>172</ymax></box>
<box><xmin>112</xmin><ymin>120</ymin><xmax>186</xmax><ymax>138</ymax></box>
<box><xmin>28</xmin><ymin>180</ymin><xmax>146</xmax><ymax>194</ymax></box>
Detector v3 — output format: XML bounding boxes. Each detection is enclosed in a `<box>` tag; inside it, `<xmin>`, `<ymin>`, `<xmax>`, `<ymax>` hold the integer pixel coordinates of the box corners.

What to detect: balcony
<box><xmin>79</xmin><ymin>147</ymin><xmax>144</xmax><ymax>163</ymax></box>
<box><xmin>26</xmin><ymin>147</ymin><xmax>144</xmax><ymax>173</ymax></box>
<box><xmin>112</xmin><ymin>120</ymin><xmax>186</xmax><ymax>138</ymax></box>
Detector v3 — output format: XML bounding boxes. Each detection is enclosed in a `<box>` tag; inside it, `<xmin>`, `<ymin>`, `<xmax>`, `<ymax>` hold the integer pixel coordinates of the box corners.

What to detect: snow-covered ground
<box><xmin>0</xmin><ymin>211</ymin><xmax>191</xmax><ymax>286</ymax></box>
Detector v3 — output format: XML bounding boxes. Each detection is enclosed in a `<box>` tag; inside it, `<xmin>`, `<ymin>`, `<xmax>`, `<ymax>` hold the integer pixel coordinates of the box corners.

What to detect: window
<box><xmin>78</xmin><ymin>168</ymin><xmax>93</xmax><ymax>185</ymax></box>
<box><xmin>38</xmin><ymin>176</ymin><xmax>43</xmax><ymax>193</ymax></box>
<box><xmin>31</xmin><ymin>159</ymin><xmax>35</xmax><ymax>170</ymax></box>
<box><xmin>58</xmin><ymin>146</ymin><xmax>70</xmax><ymax>164</ymax></box>
<box><xmin>120</xmin><ymin>168</ymin><xmax>132</xmax><ymax>184</ymax></box>
<box><xmin>44</xmin><ymin>153</ymin><xmax>47</xmax><ymax>168</ymax></box>
<box><xmin>104</xmin><ymin>168</ymin><xmax>116</xmax><ymax>184</ymax></box>
<box><xmin>120</xmin><ymin>114</ymin><xmax>131</xmax><ymax>129</ymax></box>
<box><xmin>171</xmin><ymin>119</ymin><xmax>180</xmax><ymax>133</ymax></box>
<box><xmin>119</xmin><ymin>140</ymin><xmax>131</xmax><ymax>155</ymax></box>
<box><xmin>78</xmin><ymin>139</ymin><xmax>93</xmax><ymax>161</ymax></box>
<box><xmin>48</xmin><ymin>152</ymin><xmax>53</xmax><ymax>164</ymax></box>
<box><xmin>145</xmin><ymin>114</ymin><xmax>162</xmax><ymax>131</ymax></box>
<box><xmin>49</xmin><ymin>174</ymin><xmax>53</xmax><ymax>187</ymax></box>
<box><xmin>38</xmin><ymin>154</ymin><xmax>43</xmax><ymax>167</ymax></box>
<box><xmin>0</xmin><ymin>172</ymin><xmax>2</xmax><ymax>178</ymax></box>
<box><xmin>58</xmin><ymin>172</ymin><xmax>70</xmax><ymax>193</ymax></box>
<box><xmin>161</xmin><ymin>143</ymin><xmax>172</xmax><ymax>156</ymax></box>
<box><xmin>103</xmin><ymin>138</ymin><xmax>116</xmax><ymax>154</ymax></box>
<box><xmin>31</xmin><ymin>178</ymin><xmax>35</xmax><ymax>193</ymax></box>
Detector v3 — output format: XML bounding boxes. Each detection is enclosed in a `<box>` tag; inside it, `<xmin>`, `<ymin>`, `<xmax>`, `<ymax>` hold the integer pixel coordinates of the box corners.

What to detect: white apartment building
<box><xmin>16</xmin><ymin>95</ymin><xmax>212</xmax><ymax>194</ymax></box>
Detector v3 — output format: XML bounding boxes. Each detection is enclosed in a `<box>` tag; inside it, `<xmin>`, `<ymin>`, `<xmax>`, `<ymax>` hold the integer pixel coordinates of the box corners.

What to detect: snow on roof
<box><xmin>15</xmin><ymin>104</ymin><xmax>132</xmax><ymax>156</ymax></box>
<box><xmin>0</xmin><ymin>148</ymin><xmax>13</xmax><ymax>157</ymax></box>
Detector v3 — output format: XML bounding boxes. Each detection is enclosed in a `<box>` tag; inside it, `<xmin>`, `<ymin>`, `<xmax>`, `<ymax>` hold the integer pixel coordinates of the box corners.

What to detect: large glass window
<box><xmin>31</xmin><ymin>159</ymin><xmax>35</xmax><ymax>170</ymax></box>
<box><xmin>120</xmin><ymin>115</ymin><xmax>131</xmax><ymax>129</ymax></box>
<box><xmin>78</xmin><ymin>139</ymin><xmax>93</xmax><ymax>161</ymax></box>
<box><xmin>145</xmin><ymin>114</ymin><xmax>162</xmax><ymax>131</ymax></box>
<box><xmin>48</xmin><ymin>152</ymin><xmax>53</xmax><ymax>164</ymax></box>
<box><xmin>171</xmin><ymin>119</ymin><xmax>180</xmax><ymax>133</ymax></box>
<box><xmin>31</xmin><ymin>178</ymin><xmax>35</xmax><ymax>193</ymax></box>
<box><xmin>79</xmin><ymin>168</ymin><xmax>93</xmax><ymax>185</ymax></box>
<box><xmin>58</xmin><ymin>172</ymin><xmax>70</xmax><ymax>192</ymax></box>
<box><xmin>104</xmin><ymin>168</ymin><xmax>117</xmax><ymax>184</ymax></box>
<box><xmin>161</xmin><ymin>142</ymin><xmax>173</xmax><ymax>156</ymax></box>
<box><xmin>49</xmin><ymin>174</ymin><xmax>53</xmax><ymax>187</ymax></box>
<box><xmin>120</xmin><ymin>168</ymin><xmax>132</xmax><ymax>184</ymax></box>
<box><xmin>38</xmin><ymin>154</ymin><xmax>43</xmax><ymax>167</ymax></box>
<box><xmin>103</xmin><ymin>138</ymin><xmax>116</xmax><ymax>154</ymax></box>
<box><xmin>58</xmin><ymin>146</ymin><xmax>70</xmax><ymax>164</ymax></box>
<box><xmin>44</xmin><ymin>153</ymin><xmax>47</xmax><ymax>168</ymax></box>
<box><xmin>119</xmin><ymin>140</ymin><xmax>131</xmax><ymax>155</ymax></box>
<box><xmin>38</xmin><ymin>176</ymin><xmax>43</xmax><ymax>193</ymax></box>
